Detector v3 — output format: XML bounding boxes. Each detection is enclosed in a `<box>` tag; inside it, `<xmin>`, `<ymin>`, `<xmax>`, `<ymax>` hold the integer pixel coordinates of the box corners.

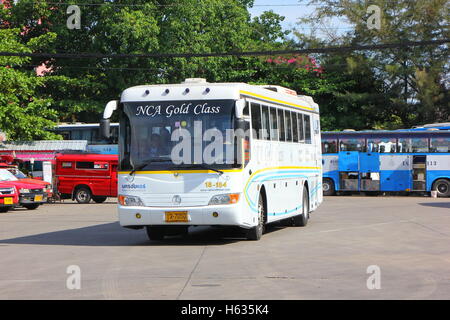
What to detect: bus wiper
<box><xmin>129</xmin><ymin>157</ymin><xmax>172</xmax><ymax>176</ymax></box>
<box><xmin>169</xmin><ymin>164</ymin><xmax>224</xmax><ymax>175</ymax></box>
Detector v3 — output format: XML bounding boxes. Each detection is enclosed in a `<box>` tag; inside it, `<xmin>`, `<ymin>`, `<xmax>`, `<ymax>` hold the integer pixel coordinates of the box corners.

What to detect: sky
<box><xmin>248</xmin><ymin>0</ymin><xmax>313</xmax><ymax>31</ymax></box>
<box><xmin>248</xmin><ymin>0</ymin><xmax>352</xmax><ymax>40</ymax></box>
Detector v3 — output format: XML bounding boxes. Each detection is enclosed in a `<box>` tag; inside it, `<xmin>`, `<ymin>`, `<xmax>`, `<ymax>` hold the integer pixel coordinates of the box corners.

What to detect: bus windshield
<box><xmin>121</xmin><ymin>99</ymin><xmax>237</xmax><ymax>171</ymax></box>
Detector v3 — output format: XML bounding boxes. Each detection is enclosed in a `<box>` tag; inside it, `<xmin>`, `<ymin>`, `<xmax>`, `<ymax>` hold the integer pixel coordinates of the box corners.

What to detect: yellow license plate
<box><xmin>34</xmin><ymin>195</ymin><xmax>43</xmax><ymax>202</ymax></box>
<box><xmin>165</xmin><ymin>211</ymin><xmax>188</xmax><ymax>223</ymax></box>
<box><xmin>4</xmin><ymin>197</ymin><xmax>13</xmax><ymax>205</ymax></box>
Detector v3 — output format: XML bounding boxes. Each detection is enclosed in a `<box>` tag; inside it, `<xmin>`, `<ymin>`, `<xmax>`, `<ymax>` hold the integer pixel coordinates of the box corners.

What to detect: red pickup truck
<box><xmin>0</xmin><ymin>182</ymin><xmax>19</xmax><ymax>213</ymax></box>
<box><xmin>55</xmin><ymin>153</ymin><xmax>118</xmax><ymax>203</ymax></box>
<box><xmin>0</xmin><ymin>169</ymin><xmax>47</xmax><ymax>210</ymax></box>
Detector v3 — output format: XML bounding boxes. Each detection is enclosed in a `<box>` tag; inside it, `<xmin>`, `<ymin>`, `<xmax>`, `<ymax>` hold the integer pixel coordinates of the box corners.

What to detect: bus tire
<box><xmin>0</xmin><ymin>207</ymin><xmax>10</xmax><ymax>213</ymax></box>
<box><xmin>75</xmin><ymin>187</ymin><xmax>92</xmax><ymax>204</ymax></box>
<box><xmin>23</xmin><ymin>204</ymin><xmax>40</xmax><ymax>210</ymax></box>
<box><xmin>246</xmin><ymin>196</ymin><xmax>265</xmax><ymax>241</ymax></box>
<box><xmin>293</xmin><ymin>187</ymin><xmax>309</xmax><ymax>227</ymax></box>
<box><xmin>432</xmin><ymin>179</ymin><xmax>450</xmax><ymax>197</ymax></box>
<box><xmin>93</xmin><ymin>196</ymin><xmax>107</xmax><ymax>203</ymax></box>
<box><xmin>146</xmin><ymin>226</ymin><xmax>165</xmax><ymax>241</ymax></box>
<box><xmin>322</xmin><ymin>178</ymin><xmax>335</xmax><ymax>196</ymax></box>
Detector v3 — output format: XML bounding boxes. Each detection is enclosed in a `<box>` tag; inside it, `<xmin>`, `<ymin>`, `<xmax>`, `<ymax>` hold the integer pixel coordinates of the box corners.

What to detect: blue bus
<box><xmin>53</xmin><ymin>123</ymin><xmax>119</xmax><ymax>154</ymax></box>
<box><xmin>321</xmin><ymin>128</ymin><xmax>450</xmax><ymax>197</ymax></box>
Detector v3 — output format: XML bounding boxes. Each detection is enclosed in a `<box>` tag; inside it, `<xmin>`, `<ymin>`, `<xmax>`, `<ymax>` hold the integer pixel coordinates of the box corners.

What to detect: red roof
<box><xmin>55</xmin><ymin>153</ymin><xmax>118</xmax><ymax>162</ymax></box>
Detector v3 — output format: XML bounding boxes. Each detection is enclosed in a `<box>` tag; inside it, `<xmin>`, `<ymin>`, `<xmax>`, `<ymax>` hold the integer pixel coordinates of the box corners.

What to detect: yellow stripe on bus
<box><xmin>118</xmin><ymin>168</ymin><xmax>243</xmax><ymax>175</ymax></box>
<box><xmin>239</xmin><ymin>90</ymin><xmax>314</xmax><ymax>111</ymax></box>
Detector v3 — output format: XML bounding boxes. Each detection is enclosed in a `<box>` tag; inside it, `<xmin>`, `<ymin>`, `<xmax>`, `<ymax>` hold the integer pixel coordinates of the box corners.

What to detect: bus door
<box><xmin>380</xmin><ymin>155</ymin><xmax>412</xmax><ymax>191</ymax></box>
<box><xmin>338</xmin><ymin>151</ymin><xmax>359</xmax><ymax>191</ymax></box>
<box><xmin>412</xmin><ymin>155</ymin><xmax>426</xmax><ymax>191</ymax></box>
<box><xmin>359</xmin><ymin>152</ymin><xmax>380</xmax><ymax>191</ymax></box>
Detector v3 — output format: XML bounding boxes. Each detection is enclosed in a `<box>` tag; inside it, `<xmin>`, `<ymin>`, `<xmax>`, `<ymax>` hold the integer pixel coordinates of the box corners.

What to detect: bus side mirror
<box><xmin>100</xmin><ymin>100</ymin><xmax>118</xmax><ymax>139</ymax></box>
<box><xmin>103</xmin><ymin>100</ymin><xmax>118</xmax><ymax>119</ymax></box>
<box><xmin>100</xmin><ymin>118</ymin><xmax>111</xmax><ymax>139</ymax></box>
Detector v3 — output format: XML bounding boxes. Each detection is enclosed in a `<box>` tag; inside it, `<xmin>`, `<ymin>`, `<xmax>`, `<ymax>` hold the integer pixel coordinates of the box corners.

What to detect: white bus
<box><xmin>101</xmin><ymin>79</ymin><xmax>323</xmax><ymax>240</ymax></box>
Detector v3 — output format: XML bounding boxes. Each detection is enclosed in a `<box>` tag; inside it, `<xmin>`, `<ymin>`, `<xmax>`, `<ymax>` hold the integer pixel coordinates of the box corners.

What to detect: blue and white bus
<box><xmin>53</xmin><ymin>123</ymin><xmax>119</xmax><ymax>154</ymax></box>
<box><xmin>321</xmin><ymin>128</ymin><xmax>450</xmax><ymax>197</ymax></box>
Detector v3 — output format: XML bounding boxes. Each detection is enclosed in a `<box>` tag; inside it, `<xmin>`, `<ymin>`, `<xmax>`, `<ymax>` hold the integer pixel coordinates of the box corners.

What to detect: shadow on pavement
<box><xmin>418</xmin><ymin>202</ymin><xmax>450</xmax><ymax>209</ymax></box>
<box><xmin>0</xmin><ymin>222</ymin><xmax>289</xmax><ymax>246</ymax></box>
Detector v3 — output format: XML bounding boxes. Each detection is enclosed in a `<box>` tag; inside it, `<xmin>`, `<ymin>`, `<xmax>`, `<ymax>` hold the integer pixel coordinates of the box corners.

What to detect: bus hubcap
<box><xmin>438</xmin><ymin>183</ymin><xmax>448</xmax><ymax>194</ymax></box>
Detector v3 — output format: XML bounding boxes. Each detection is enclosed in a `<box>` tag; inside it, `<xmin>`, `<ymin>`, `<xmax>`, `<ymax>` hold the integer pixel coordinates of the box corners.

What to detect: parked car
<box><xmin>0</xmin><ymin>182</ymin><xmax>19</xmax><ymax>213</ymax></box>
<box><xmin>8</xmin><ymin>168</ymin><xmax>53</xmax><ymax>199</ymax></box>
<box><xmin>55</xmin><ymin>153</ymin><xmax>118</xmax><ymax>204</ymax></box>
<box><xmin>0</xmin><ymin>169</ymin><xmax>47</xmax><ymax>210</ymax></box>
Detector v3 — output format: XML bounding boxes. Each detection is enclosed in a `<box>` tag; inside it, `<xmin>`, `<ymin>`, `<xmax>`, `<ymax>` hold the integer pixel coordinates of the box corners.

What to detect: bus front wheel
<box><xmin>322</xmin><ymin>179</ymin><xmax>336</xmax><ymax>196</ymax></box>
<box><xmin>433</xmin><ymin>179</ymin><xmax>450</xmax><ymax>197</ymax></box>
<box><xmin>23</xmin><ymin>204</ymin><xmax>40</xmax><ymax>210</ymax></box>
<box><xmin>246</xmin><ymin>196</ymin><xmax>265</xmax><ymax>241</ymax></box>
<box><xmin>146</xmin><ymin>226</ymin><xmax>165</xmax><ymax>241</ymax></box>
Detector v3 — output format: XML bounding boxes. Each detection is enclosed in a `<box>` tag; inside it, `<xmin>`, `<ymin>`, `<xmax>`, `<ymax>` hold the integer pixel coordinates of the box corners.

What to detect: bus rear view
<box><xmin>102</xmin><ymin>79</ymin><xmax>323</xmax><ymax>240</ymax></box>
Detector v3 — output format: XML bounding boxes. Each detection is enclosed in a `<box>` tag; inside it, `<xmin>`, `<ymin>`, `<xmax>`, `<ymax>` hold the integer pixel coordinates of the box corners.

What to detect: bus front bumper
<box><xmin>118</xmin><ymin>203</ymin><xmax>253</xmax><ymax>229</ymax></box>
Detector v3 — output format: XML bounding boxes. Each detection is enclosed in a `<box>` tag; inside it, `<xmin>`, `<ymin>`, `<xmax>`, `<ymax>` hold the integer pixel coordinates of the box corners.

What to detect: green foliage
<box><xmin>0</xmin><ymin>29</ymin><xmax>60</xmax><ymax>140</ymax></box>
<box><xmin>302</xmin><ymin>0</ymin><xmax>450</xmax><ymax>128</ymax></box>
<box><xmin>2</xmin><ymin>0</ymin><xmax>447</xmax><ymax>139</ymax></box>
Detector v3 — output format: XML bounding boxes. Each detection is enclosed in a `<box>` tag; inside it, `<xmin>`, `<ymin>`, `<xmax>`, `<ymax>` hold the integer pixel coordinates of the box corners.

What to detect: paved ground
<box><xmin>0</xmin><ymin>196</ymin><xmax>449</xmax><ymax>300</ymax></box>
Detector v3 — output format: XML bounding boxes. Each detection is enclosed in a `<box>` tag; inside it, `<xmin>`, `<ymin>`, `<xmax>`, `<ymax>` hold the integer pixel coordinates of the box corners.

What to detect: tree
<box><xmin>2</xmin><ymin>0</ymin><xmax>290</xmax><ymax>123</ymax></box>
<box><xmin>0</xmin><ymin>28</ymin><xmax>60</xmax><ymax>140</ymax></box>
<box><xmin>299</xmin><ymin>0</ymin><xmax>450</xmax><ymax>128</ymax></box>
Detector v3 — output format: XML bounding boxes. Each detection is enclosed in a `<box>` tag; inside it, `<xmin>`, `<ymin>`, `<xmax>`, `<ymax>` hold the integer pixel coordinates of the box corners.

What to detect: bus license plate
<box><xmin>34</xmin><ymin>195</ymin><xmax>43</xmax><ymax>202</ymax></box>
<box><xmin>165</xmin><ymin>211</ymin><xmax>188</xmax><ymax>223</ymax></box>
<box><xmin>4</xmin><ymin>197</ymin><xmax>13</xmax><ymax>205</ymax></box>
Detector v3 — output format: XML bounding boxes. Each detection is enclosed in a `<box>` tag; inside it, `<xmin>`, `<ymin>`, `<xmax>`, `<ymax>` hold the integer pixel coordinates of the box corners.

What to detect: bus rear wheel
<box><xmin>293</xmin><ymin>188</ymin><xmax>309</xmax><ymax>227</ymax></box>
<box><xmin>322</xmin><ymin>179</ymin><xmax>335</xmax><ymax>196</ymax></box>
<box><xmin>146</xmin><ymin>226</ymin><xmax>166</xmax><ymax>241</ymax></box>
<box><xmin>433</xmin><ymin>179</ymin><xmax>450</xmax><ymax>197</ymax></box>
<box><xmin>246</xmin><ymin>196</ymin><xmax>265</xmax><ymax>241</ymax></box>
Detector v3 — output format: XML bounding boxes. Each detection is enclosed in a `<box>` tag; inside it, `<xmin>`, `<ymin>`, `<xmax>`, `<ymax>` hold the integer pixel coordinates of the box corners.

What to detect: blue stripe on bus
<box><xmin>244</xmin><ymin>169</ymin><xmax>321</xmax><ymax>215</ymax></box>
<box><xmin>245</xmin><ymin>169</ymin><xmax>319</xmax><ymax>208</ymax></box>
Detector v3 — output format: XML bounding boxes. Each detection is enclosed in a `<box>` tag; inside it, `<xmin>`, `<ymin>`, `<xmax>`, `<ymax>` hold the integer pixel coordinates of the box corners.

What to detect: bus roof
<box><xmin>120</xmin><ymin>79</ymin><xmax>319</xmax><ymax>114</ymax></box>
<box><xmin>322</xmin><ymin>130</ymin><xmax>450</xmax><ymax>138</ymax></box>
<box><xmin>55</xmin><ymin>123</ymin><xmax>119</xmax><ymax>129</ymax></box>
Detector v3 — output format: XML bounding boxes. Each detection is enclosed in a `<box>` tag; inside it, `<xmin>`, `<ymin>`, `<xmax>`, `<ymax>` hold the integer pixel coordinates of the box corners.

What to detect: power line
<box><xmin>31</xmin><ymin>1</ymin><xmax>312</xmax><ymax>7</ymax></box>
<box><xmin>0</xmin><ymin>39</ymin><xmax>448</xmax><ymax>60</ymax></box>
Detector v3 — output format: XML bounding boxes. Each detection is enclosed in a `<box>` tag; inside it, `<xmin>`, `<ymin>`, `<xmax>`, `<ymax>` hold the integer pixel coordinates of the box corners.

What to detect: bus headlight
<box><xmin>208</xmin><ymin>193</ymin><xmax>240</xmax><ymax>205</ymax></box>
<box><xmin>19</xmin><ymin>188</ymin><xmax>31</xmax><ymax>193</ymax></box>
<box><xmin>118</xmin><ymin>195</ymin><xmax>144</xmax><ymax>206</ymax></box>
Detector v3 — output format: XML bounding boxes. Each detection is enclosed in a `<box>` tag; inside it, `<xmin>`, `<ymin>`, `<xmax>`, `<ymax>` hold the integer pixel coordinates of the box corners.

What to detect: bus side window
<box><xmin>243</xmin><ymin>102</ymin><xmax>250</xmax><ymax>117</ymax></box>
<box><xmin>298</xmin><ymin>113</ymin><xmax>304</xmax><ymax>143</ymax></box>
<box><xmin>292</xmin><ymin>112</ymin><xmax>298</xmax><ymax>142</ymax></box>
<box><xmin>269</xmin><ymin>107</ymin><xmax>278</xmax><ymax>141</ymax></box>
<box><xmin>304</xmin><ymin>114</ymin><xmax>311</xmax><ymax>144</ymax></box>
<box><xmin>431</xmin><ymin>137</ymin><xmax>450</xmax><ymax>153</ymax></box>
<box><xmin>278</xmin><ymin>109</ymin><xmax>286</xmax><ymax>142</ymax></box>
<box><xmin>286</xmin><ymin>111</ymin><xmax>293</xmax><ymax>142</ymax></box>
<box><xmin>250</xmin><ymin>103</ymin><xmax>262</xmax><ymax>140</ymax></box>
<box><xmin>261</xmin><ymin>105</ymin><xmax>270</xmax><ymax>140</ymax></box>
